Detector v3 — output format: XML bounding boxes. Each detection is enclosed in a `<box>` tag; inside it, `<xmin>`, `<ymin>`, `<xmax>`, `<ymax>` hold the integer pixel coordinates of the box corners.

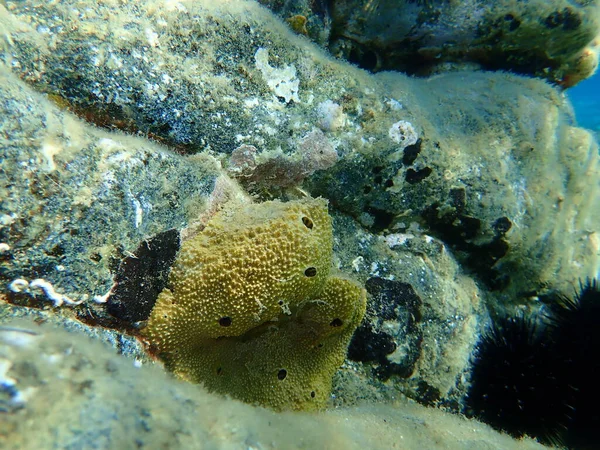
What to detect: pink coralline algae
<box><xmin>228</xmin><ymin>129</ymin><xmax>338</xmax><ymax>189</ymax></box>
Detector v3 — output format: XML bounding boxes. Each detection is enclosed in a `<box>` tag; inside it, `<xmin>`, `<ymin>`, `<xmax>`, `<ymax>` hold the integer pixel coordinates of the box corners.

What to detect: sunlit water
<box><xmin>569</xmin><ymin>72</ymin><xmax>600</xmax><ymax>133</ymax></box>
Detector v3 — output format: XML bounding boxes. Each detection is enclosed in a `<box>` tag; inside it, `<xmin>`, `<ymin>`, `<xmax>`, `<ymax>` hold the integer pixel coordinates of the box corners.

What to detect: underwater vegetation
<box><xmin>466</xmin><ymin>280</ymin><xmax>600</xmax><ymax>449</ymax></box>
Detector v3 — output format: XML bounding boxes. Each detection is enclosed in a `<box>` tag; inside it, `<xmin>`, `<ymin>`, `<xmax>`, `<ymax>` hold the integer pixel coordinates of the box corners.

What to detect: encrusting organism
<box><xmin>465</xmin><ymin>280</ymin><xmax>600</xmax><ymax>448</ymax></box>
<box><xmin>143</xmin><ymin>197</ymin><xmax>366</xmax><ymax>411</ymax></box>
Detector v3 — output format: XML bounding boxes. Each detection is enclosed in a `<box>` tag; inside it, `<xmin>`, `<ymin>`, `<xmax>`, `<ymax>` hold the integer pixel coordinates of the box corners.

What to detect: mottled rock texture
<box><xmin>331</xmin><ymin>213</ymin><xmax>482</xmax><ymax>405</ymax></box>
<box><xmin>2</xmin><ymin>0</ymin><xmax>598</xmax><ymax>301</ymax></box>
<box><xmin>0</xmin><ymin>315</ymin><xmax>547</xmax><ymax>450</ymax></box>
<box><xmin>261</xmin><ymin>0</ymin><xmax>600</xmax><ymax>86</ymax></box>
<box><xmin>0</xmin><ymin>0</ymin><xmax>598</xmax><ymax>433</ymax></box>
<box><xmin>0</xmin><ymin>65</ymin><xmax>218</xmax><ymax>309</ymax></box>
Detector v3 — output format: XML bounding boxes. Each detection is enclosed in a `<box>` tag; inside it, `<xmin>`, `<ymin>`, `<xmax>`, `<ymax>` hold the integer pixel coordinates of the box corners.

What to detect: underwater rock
<box><xmin>307</xmin><ymin>71</ymin><xmax>600</xmax><ymax>300</ymax></box>
<box><xmin>330</xmin><ymin>213</ymin><xmax>482</xmax><ymax>407</ymax></box>
<box><xmin>144</xmin><ymin>198</ymin><xmax>367</xmax><ymax>411</ymax></box>
<box><xmin>0</xmin><ymin>315</ymin><xmax>547</xmax><ymax>450</ymax></box>
<box><xmin>0</xmin><ymin>0</ymin><xmax>598</xmax><ymax>437</ymax></box>
<box><xmin>2</xmin><ymin>0</ymin><xmax>598</xmax><ymax>299</ymax></box>
<box><xmin>0</xmin><ymin>301</ymin><xmax>148</xmax><ymax>362</ymax></box>
<box><xmin>348</xmin><ymin>277</ymin><xmax>423</xmax><ymax>381</ymax></box>
<box><xmin>261</xmin><ymin>0</ymin><xmax>600</xmax><ymax>86</ymax></box>
<box><xmin>256</xmin><ymin>0</ymin><xmax>332</xmax><ymax>47</ymax></box>
<box><xmin>0</xmin><ymin>65</ymin><xmax>219</xmax><ymax>313</ymax></box>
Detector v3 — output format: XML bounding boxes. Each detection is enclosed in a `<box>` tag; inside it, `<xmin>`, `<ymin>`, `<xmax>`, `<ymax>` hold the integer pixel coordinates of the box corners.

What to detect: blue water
<box><xmin>569</xmin><ymin>72</ymin><xmax>600</xmax><ymax>132</ymax></box>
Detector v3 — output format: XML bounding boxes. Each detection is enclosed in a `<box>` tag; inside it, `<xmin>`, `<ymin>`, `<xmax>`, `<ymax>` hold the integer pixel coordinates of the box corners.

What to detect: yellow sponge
<box><xmin>144</xmin><ymin>198</ymin><xmax>366</xmax><ymax>411</ymax></box>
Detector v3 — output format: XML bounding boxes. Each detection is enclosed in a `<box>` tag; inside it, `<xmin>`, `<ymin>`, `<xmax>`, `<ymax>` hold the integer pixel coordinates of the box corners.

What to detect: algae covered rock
<box><xmin>329</xmin><ymin>213</ymin><xmax>483</xmax><ymax>407</ymax></box>
<box><xmin>0</xmin><ymin>0</ymin><xmax>598</xmax><ymax>420</ymax></box>
<box><xmin>144</xmin><ymin>198</ymin><xmax>367</xmax><ymax>411</ymax></box>
<box><xmin>262</xmin><ymin>0</ymin><xmax>600</xmax><ymax>86</ymax></box>
<box><xmin>3</xmin><ymin>0</ymin><xmax>598</xmax><ymax>301</ymax></box>
<box><xmin>0</xmin><ymin>63</ymin><xmax>218</xmax><ymax>308</ymax></box>
<box><xmin>0</xmin><ymin>314</ymin><xmax>547</xmax><ymax>450</ymax></box>
<box><xmin>307</xmin><ymin>71</ymin><xmax>600</xmax><ymax>300</ymax></box>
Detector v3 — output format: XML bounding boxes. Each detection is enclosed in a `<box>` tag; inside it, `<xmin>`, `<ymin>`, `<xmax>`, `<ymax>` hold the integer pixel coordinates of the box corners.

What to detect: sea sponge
<box><xmin>144</xmin><ymin>197</ymin><xmax>366</xmax><ymax>411</ymax></box>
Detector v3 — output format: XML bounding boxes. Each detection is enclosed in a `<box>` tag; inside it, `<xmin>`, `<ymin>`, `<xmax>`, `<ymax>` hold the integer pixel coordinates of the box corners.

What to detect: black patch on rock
<box><xmin>493</xmin><ymin>216</ymin><xmax>512</xmax><ymax>236</ymax></box>
<box><xmin>348</xmin><ymin>325</ymin><xmax>397</xmax><ymax>363</ymax></box>
<box><xmin>415</xmin><ymin>380</ymin><xmax>441</xmax><ymax>407</ymax></box>
<box><xmin>405</xmin><ymin>167</ymin><xmax>432</xmax><ymax>184</ymax></box>
<box><xmin>348</xmin><ymin>45</ymin><xmax>379</xmax><ymax>72</ymax></box>
<box><xmin>363</xmin><ymin>206</ymin><xmax>395</xmax><ymax>233</ymax></box>
<box><xmin>423</xmin><ymin>193</ymin><xmax>511</xmax><ymax>290</ymax></box>
<box><xmin>504</xmin><ymin>14</ymin><xmax>521</xmax><ymax>31</ymax></box>
<box><xmin>544</xmin><ymin>8</ymin><xmax>581</xmax><ymax>30</ymax></box>
<box><xmin>106</xmin><ymin>229</ymin><xmax>180</xmax><ymax>324</ymax></box>
<box><xmin>402</xmin><ymin>139</ymin><xmax>422</xmax><ymax>166</ymax></box>
<box><xmin>448</xmin><ymin>188</ymin><xmax>466</xmax><ymax>213</ymax></box>
<box><xmin>348</xmin><ymin>277</ymin><xmax>423</xmax><ymax>380</ymax></box>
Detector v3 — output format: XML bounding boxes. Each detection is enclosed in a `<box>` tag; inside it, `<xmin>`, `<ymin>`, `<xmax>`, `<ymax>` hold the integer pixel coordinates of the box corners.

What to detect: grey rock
<box><xmin>0</xmin><ymin>0</ymin><xmax>599</xmax><ymax>427</ymax></box>
<box><xmin>262</xmin><ymin>0</ymin><xmax>600</xmax><ymax>86</ymax></box>
<box><xmin>0</xmin><ymin>316</ymin><xmax>547</xmax><ymax>450</ymax></box>
<box><xmin>0</xmin><ymin>65</ymin><xmax>219</xmax><ymax>307</ymax></box>
<box><xmin>2</xmin><ymin>0</ymin><xmax>598</xmax><ymax>299</ymax></box>
<box><xmin>308</xmin><ymin>71</ymin><xmax>600</xmax><ymax>300</ymax></box>
<box><xmin>331</xmin><ymin>211</ymin><xmax>482</xmax><ymax>404</ymax></box>
<box><xmin>0</xmin><ymin>48</ymin><xmax>483</xmax><ymax>408</ymax></box>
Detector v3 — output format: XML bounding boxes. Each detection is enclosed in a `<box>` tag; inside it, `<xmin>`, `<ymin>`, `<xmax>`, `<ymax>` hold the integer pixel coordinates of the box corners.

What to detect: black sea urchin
<box><xmin>466</xmin><ymin>280</ymin><xmax>600</xmax><ymax>449</ymax></box>
<box><xmin>547</xmin><ymin>280</ymin><xmax>600</xmax><ymax>450</ymax></box>
<box><xmin>465</xmin><ymin>314</ymin><xmax>571</xmax><ymax>446</ymax></box>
